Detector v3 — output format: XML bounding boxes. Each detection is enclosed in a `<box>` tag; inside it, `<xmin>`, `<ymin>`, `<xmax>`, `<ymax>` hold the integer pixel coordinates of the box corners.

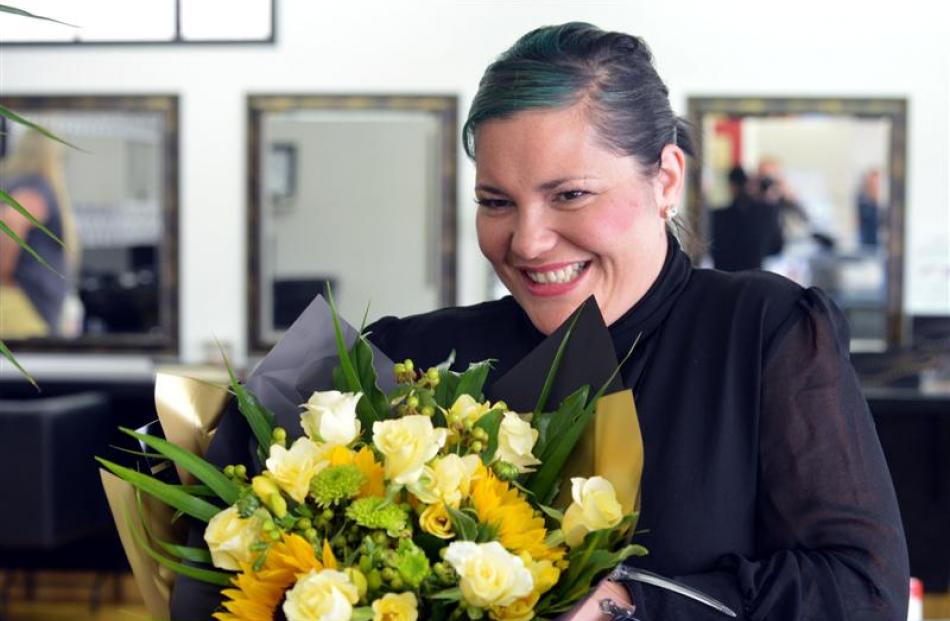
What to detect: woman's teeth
<box><xmin>526</xmin><ymin>262</ymin><xmax>588</xmax><ymax>284</ymax></box>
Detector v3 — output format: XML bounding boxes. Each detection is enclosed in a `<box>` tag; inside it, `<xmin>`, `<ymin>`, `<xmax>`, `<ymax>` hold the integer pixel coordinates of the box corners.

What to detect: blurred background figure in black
<box><xmin>858</xmin><ymin>168</ymin><xmax>883</xmax><ymax>249</ymax></box>
<box><xmin>710</xmin><ymin>164</ymin><xmax>784</xmax><ymax>271</ymax></box>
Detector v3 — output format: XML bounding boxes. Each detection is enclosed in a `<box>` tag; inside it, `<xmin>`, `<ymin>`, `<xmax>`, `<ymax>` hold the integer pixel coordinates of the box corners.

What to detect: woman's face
<box><xmin>474</xmin><ymin>103</ymin><xmax>683</xmax><ymax>335</ymax></box>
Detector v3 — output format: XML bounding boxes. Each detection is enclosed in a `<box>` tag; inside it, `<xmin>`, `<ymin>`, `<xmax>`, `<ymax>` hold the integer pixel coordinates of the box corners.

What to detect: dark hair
<box><xmin>462</xmin><ymin>22</ymin><xmax>696</xmax><ymax>170</ymax></box>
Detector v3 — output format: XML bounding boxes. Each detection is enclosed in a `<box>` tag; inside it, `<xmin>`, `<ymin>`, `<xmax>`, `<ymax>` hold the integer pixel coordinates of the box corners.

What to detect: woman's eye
<box><xmin>475</xmin><ymin>197</ymin><xmax>513</xmax><ymax>209</ymax></box>
<box><xmin>556</xmin><ymin>190</ymin><xmax>589</xmax><ymax>202</ymax></box>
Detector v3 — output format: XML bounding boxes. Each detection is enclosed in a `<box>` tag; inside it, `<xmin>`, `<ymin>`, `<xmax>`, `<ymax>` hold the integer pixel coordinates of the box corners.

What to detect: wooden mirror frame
<box><xmin>686</xmin><ymin>96</ymin><xmax>907</xmax><ymax>348</ymax></box>
<box><xmin>246</xmin><ymin>94</ymin><xmax>458</xmax><ymax>354</ymax></box>
<box><xmin>0</xmin><ymin>94</ymin><xmax>180</xmax><ymax>353</ymax></box>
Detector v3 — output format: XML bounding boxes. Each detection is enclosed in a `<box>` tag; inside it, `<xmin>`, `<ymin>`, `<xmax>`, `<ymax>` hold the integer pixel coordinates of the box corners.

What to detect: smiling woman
<box><xmin>366</xmin><ymin>22</ymin><xmax>910</xmax><ymax>621</ymax></box>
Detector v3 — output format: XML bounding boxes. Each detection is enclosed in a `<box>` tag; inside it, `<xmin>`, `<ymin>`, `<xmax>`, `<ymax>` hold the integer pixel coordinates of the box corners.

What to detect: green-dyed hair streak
<box><xmin>462</xmin><ymin>22</ymin><xmax>695</xmax><ymax>169</ymax></box>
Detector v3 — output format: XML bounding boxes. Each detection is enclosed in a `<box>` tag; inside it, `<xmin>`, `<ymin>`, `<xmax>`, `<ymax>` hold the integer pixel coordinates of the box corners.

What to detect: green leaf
<box><xmin>119</xmin><ymin>427</ymin><xmax>239</xmax><ymax>504</ymax></box>
<box><xmin>444</xmin><ymin>504</ymin><xmax>478</xmax><ymax>541</ymax></box>
<box><xmin>326</xmin><ymin>285</ymin><xmax>385</xmax><ymax>428</ymax></box>
<box><xmin>527</xmin><ymin>388</ymin><xmax>591</xmax><ymax>503</ymax></box>
<box><xmin>1</xmin><ymin>188</ymin><xmax>64</xmax><ymax>246</ymax></box>
<box><xmin>534</xmin><ymin>308</ymin><xmax>582</xmax><ymax>416</ymax></box>
<box><xmin>0</xmin><ymin>104</ymin><xmax>83</xmax><ymax>150</ymax></box>
<box><xmin>0</xmin><ymin>339</ymin><xmax>37</xmax><ymax>389</ymax></box>
<box><xmin>221</xmin><ymin>345</ymin><xmax>274</xmax><ymax>459</ymax></box>
<box><xmin>0</xmin><ymin>216</ymin><xmax>64</xmax><ymax>277</ymax></box>
<box><xmin>430</xmin><ymin>587</ymin><xmax>462</xmax><ymax>601</ymax></box>
<box><xmin>537</xmin><ymin>503</ymin><xmax>564</xmax><ymax>524</ymax></box>
<box><xmin>433</xmin><ymin>368</ymin><xmax>460</xmax><ymax>408</ymax></box>
<box><xmin>453</xmin><ymin>360</ymin><xmax>494</xmax><ymax>403</ymax></box>
<box><xmin>134</xmin><ymin>490</ymin><xmax>214</xmax><ymax>564</ymax></box>
<box><xmin>123</xmin><ymin>504</ymin><xmax>232</xmax><ymax>586</ymax></box>
<box><xmin>350</xmin><ymin>334</ymin><xmax>389</xmax><ymax>424</ymax></box>
<box><xmin>0</xmin><ymin>5</ymin><xmax>78</xmax><ymax>27</ymax></box>
<box><xmin>473</xmin><ymin>409</ymin><xmax>504</xmax><ymax>462</ymax></box>
<box><xmin>95</xmin><ymin>457</ymin><xmax>221</xmax><ymax>523</ymax></box>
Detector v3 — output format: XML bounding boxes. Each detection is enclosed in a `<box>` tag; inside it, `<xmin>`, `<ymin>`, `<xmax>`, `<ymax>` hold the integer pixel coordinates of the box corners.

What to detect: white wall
<box><xmin>3</xmin><ymin>0</ymin><xmax>949</xmax><ymax>365</ymax></box>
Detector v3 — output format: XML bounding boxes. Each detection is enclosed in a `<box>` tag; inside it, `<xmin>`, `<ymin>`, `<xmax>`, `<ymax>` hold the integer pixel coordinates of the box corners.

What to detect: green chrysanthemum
<box><xmin>345</xmin><ymin>497</ymin><xmax>409</xmax><ymax>536</ymax></box>
<box><xmin>392</xmin><ymin>539</ymin><xmax>430</xmax><ymax>588</ymax></box>
<box><xmin>309</xmin><ymin>464</ymin><xmax>365</xmax><ymax>507</ymax></box>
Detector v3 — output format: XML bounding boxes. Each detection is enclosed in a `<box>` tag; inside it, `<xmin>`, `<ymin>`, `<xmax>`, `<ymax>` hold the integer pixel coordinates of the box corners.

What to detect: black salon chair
<box><xmin>0</xmin><ymin>391</ymin><xmax>120</xmax><ymax>613</ymax></box>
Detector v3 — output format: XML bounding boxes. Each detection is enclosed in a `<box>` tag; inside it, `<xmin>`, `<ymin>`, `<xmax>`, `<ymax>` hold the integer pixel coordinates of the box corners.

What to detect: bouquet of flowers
<box><xmin>97</xmin><ymin>295</ymin><xmax>648</xmax><ymax>621</ymax></box>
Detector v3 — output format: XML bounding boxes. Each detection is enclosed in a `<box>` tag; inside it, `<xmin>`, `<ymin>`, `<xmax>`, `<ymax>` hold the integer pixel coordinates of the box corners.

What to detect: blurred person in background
<box><xmin>857</xmin><ymin>168</ymin><xmax>883</xmax><ymax>248</ymax></box>
<box><xmin>0</xmin><ymin>129</ymin><xmax>82</xmax><ymax>338</ymax></box>
<box><xmin>710</xmin><ymin>164</ymin><xmax>785</xmax><ymax>271</ymax></box>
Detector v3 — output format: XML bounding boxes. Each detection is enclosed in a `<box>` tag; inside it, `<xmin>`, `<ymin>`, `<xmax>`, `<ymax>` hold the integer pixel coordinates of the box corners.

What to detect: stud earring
<box><xmin>665</xmin><ymin>206</ymin><xmax>679</xmax><ymax>219</ymax></box>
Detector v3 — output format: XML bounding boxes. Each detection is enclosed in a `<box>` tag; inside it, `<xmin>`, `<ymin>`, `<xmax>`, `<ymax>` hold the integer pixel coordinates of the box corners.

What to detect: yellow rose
<box><xmin>372</xmin><ymin>415</ymin><xmax>448</xmax><ymax>485</ymax></box>
<box><xmin>561</xmin><ymin>476</ymin><xmax>623</xmax><ymax>547</ymax></box>
<box><xmin>282</xmin><ymin>569</ymin><xmax>359</xmax><ymax>621</ymax></box>
<box><xmin>444</xmin><ymin>541</ymin><xmax>534</xmax><ymax>608</ymax></box>
<box><xmin>494</xmin><ymin>412</ymin><xmax>542</xmax><ymax>473</ymax></box>
<box><xmin>300</xmin><ymin>390</ymin><xmax>363</xmax><ymax>446</ymax></box>
<box><xmin>265</xmin><ymin>437</ymin><xmax>328</xmax><ymax>503</ymax></box>
<box><xmin>446</xmin><ymin>394</ymin><xmax>491</xmax><ymax>427</ymax></box>
<box><xmin>202</xmin><ymin>506</ymin><xmax>265</xmax><ymax>571</ymax></box>
<box><xmin>520</xmin><ymin>553</ymin><xmax>560</xmax><ymax>595</ymax></box>
<box><xmin>490</xmin><ymin>591</ymin><xmax>539</xmax><ymax>621</ymax></box>
<box><xmin>372</xmin><ymin>592</ymin><xmax>419</xmax><ymax>621</ymax></box>
<box><xmin>419</xmin><ymin>503</ymin><xmax>455</xmax><ymax>539</ymax></box>
<box><xmin>408</xmin><ymin>454</ymin><xmax>481</xmax><ymax>506</ymax></box>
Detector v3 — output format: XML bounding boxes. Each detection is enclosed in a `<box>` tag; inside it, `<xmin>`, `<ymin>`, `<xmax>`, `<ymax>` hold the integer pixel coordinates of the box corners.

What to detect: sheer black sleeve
<box><xmin>623</xmin><ymin>288</ymin><xmax>909</xmax><ymax>620</ymax></box>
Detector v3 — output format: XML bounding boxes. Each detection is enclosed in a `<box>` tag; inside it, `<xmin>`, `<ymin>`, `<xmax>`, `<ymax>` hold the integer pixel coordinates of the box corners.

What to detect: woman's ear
<box><xmin>653</xmin><ymin>144</ymin><xmax>686</xmax><ymax>210</ymax></box>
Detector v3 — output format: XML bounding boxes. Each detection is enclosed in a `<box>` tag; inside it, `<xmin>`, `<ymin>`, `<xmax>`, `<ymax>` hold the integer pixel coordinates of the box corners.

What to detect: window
<box><xmin>0</xmin><ymin>0</ymin><xmax>274</xmax><ymax>45</ymax></box>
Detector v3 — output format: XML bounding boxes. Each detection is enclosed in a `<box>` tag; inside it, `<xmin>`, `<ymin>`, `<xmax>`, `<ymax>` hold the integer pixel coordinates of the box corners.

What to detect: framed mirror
<box><xmin>247</xmin><ymin>95</ymin><xmax>458</xmax><ymax>352</ymax></box>
<box><xmin>687</xmin><ymin>97</ymin><xmax>906</xmax><ymax>351</ymax></box>
<box><xmin>0</xmin><ymin>95</ymin><xmax>179</xmax><ymax>352</ymax></box>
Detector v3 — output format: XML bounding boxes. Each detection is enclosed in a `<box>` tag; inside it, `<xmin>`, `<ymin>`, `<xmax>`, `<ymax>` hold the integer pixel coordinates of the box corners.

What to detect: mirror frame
<box><xmin>686</xmin><ymin>96</ymin><xmax>907</xmax><ymax>348</ymax></box>
<box><xmin>0</xmin><ymin>94</ymin><xmax>180</xmax><ymax>353</ymax></box>
<box><xmin>246</xmin><ymin>94</ymin><xmax>458</xmax><ymax>353</ymax></box>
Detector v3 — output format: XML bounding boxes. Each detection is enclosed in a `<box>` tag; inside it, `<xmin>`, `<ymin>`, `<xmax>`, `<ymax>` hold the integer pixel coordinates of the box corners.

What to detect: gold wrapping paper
<box><xmin>557</xmin><ymin>389</ymin><xmax>643</xmax><ymax>514</ymax></box>
<box><xmin>154</xmin><ymin>372</ymin><xmax>231</xmax><ymax>484</ymax></box>
<box><xmin>100</xmin><ymin>470</ymin><xmax>178</xmax><ymax>620</ymax></box>
<box><xmin>100</xmin><ymin>371</ymin><xmax>233</xmax><ymax>618</ymax></box>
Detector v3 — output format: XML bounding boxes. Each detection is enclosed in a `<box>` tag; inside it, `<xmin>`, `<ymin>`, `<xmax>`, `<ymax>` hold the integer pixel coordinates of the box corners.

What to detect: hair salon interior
<box><xmin>0</xmin><ymin>1</ymin><xmax>948</xmax><ymax>619</ymax></box>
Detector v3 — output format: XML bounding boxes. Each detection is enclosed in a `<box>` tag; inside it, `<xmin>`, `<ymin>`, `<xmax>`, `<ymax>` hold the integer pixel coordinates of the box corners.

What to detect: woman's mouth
<box><xmin>519</xmin><ymin>261</ymin><xmax>591</xmax><ymax>295</ymax></box>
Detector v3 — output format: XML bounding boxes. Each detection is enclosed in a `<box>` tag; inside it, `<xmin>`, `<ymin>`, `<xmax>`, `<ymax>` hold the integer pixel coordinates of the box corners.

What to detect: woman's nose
<box><xmin>509</xmin><ymin>207</ymin><xmax>558</xmax><ymax>261</ymax></box>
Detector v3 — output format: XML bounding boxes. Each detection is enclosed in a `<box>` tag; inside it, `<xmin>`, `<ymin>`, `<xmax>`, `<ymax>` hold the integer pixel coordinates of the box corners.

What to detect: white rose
<box><xmin>301</xmin><ymin>390</ymin><xmax>363</xmax><ymax>446</ymax></box>
<box><xmin>494</xmin><ymin>411</ymin><xmax>542</xmax><ymax>473</ymax></box>
<box><xmin>372</xmin><ymin>415</ymin><xmax>448</xmax><ymax>485</ymax></box>
<box><xmin>203</xmin><ymin>506</ymin><xmax>265</xmax><ymax>571</ymax></box>
<box><xmin>283</xmin><ymin>569</ymin><xmax>359</xmax><ymax>621</ymax></box>
<box><xmin>408</xmin><ymin>453</ymin><xmax>481</xmax><ymax>506</ymax></box>
<box><xmin>265</xmin><ymin>437</ymin><xmax>328</xmax><ymax>503</ymax></box>
<box><xmin>444</xmin><ymin>541</ymin><xmax>534</xmax><ymax>608</ymax></box>
<box><xmin>561</xmin><ymin>476</ymin><xmax>624</xmax><ymax>547</ymax></box>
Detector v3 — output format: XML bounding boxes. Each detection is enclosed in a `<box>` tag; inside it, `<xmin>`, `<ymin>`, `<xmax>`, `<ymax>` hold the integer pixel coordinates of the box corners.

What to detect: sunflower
<box><xmin>469</xmin><ymin>468</ymin><xmax>564</xmax><ymax>562</ymax></box>
<box><xmin>213</xmin><ymin>534</ymin><xmax>336</xmax><ymax>621</ymax></box>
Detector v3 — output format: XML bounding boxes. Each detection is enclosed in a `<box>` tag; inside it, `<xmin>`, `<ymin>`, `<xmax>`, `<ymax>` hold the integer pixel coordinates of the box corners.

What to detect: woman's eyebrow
<box><xmin>476</xmin><ymin>176</ymin><xmax>597</xmax><ymax>195</ymax></box>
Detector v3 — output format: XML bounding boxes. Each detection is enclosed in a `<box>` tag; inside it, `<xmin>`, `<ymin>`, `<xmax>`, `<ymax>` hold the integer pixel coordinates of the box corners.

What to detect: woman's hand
<box><xmin>559</xmin><ymin>578</ymin><xmax>635</xmax><ymax>621</ymax></box>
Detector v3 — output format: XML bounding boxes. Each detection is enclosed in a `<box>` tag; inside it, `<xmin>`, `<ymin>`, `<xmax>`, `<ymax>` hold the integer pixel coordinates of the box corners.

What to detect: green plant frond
<box><xmin>0</xmin><ymin>340</ymin><xmax>37</xmax><ymax>389</ymax></box>
<box><xmin>0</xmin><ymin>104</ymin><xmax>83</xmax><ymax>150</ymax></box>
<box><xmin>0</xmin><ymin>188</ymin><xmax>64</xmax><ymax>246</ymax></box>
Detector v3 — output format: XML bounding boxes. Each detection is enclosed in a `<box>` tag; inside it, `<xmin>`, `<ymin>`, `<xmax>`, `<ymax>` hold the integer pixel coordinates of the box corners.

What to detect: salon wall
<box><xmin>3</xmin><ymin>0</ymin><xmax>948</xmax><ymax>365</ymax></box>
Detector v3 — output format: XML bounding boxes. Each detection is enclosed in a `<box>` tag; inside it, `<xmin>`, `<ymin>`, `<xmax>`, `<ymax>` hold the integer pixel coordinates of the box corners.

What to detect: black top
<box><xmin>367</xmin><ymin>237</ymin><xmax>909</xmax><ymax>620</ymax></box>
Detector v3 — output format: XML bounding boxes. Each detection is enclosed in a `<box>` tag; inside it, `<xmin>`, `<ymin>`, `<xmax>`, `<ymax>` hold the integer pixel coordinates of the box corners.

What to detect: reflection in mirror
<box><xmin>687</xmin><ymin>98</ymin><xmax>906</xmax><ymax>351</ymax></box>
<box><xmin>248</xmin><ymin>96</ymin><xmax>457</xmax><ymax>352</ymax></box>
<box><xmin>0</xmin><ymin>96</ymin><xmax>179</xmax><ymax>352</ymax></box>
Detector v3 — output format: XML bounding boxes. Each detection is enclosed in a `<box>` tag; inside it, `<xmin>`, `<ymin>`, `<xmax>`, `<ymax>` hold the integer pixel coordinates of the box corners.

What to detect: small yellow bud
<box><xmin>403</xmin><ymin>359</ymin><xmax>414</xmax><ymax>372</ymax></box>
<box><xmin>234</xmin><ymin>464</ymin><xmax>247</xmax><ymax>479</ymax></box>
<box><xmin>470</xmin><ymin>440</ymin><xmax>483</xmax><ymax>453</ymax></box>
<box><xmin>305</xmin><ymin>527</ymin><xmax>318</xmax><ymax>541</ymax></box>
<box><xmin>406</xmin><ymin>396</ymin><xmax>419</xmax><ymax>410</ymax></box>
<box><xmin>223</xmin><ymin>465</ymin><xmax>235</xmax><ymax>478</ymax></box>
<box><xmin>421</xmin><ymin>405</ymin><xmax>435</xmax><ymax>417</ymax></box>
<box><xmin>268</xmin><ymin>493</ymin><xmax>287</xmax><ymax>518</ymax></box>
<box><xmin>344</xmin><ymin>568</ymin><xmax>368</xmax><ymax>599</ymax></box>
<box><xmin>272</xmin><ymin>427</ymin><xmax>287</xmax><ymax>442</ymax></box>
<box><xmin>296</xmin><ymin>518</ymin><xmax>312</xmax><ymax>530</ymax></box>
